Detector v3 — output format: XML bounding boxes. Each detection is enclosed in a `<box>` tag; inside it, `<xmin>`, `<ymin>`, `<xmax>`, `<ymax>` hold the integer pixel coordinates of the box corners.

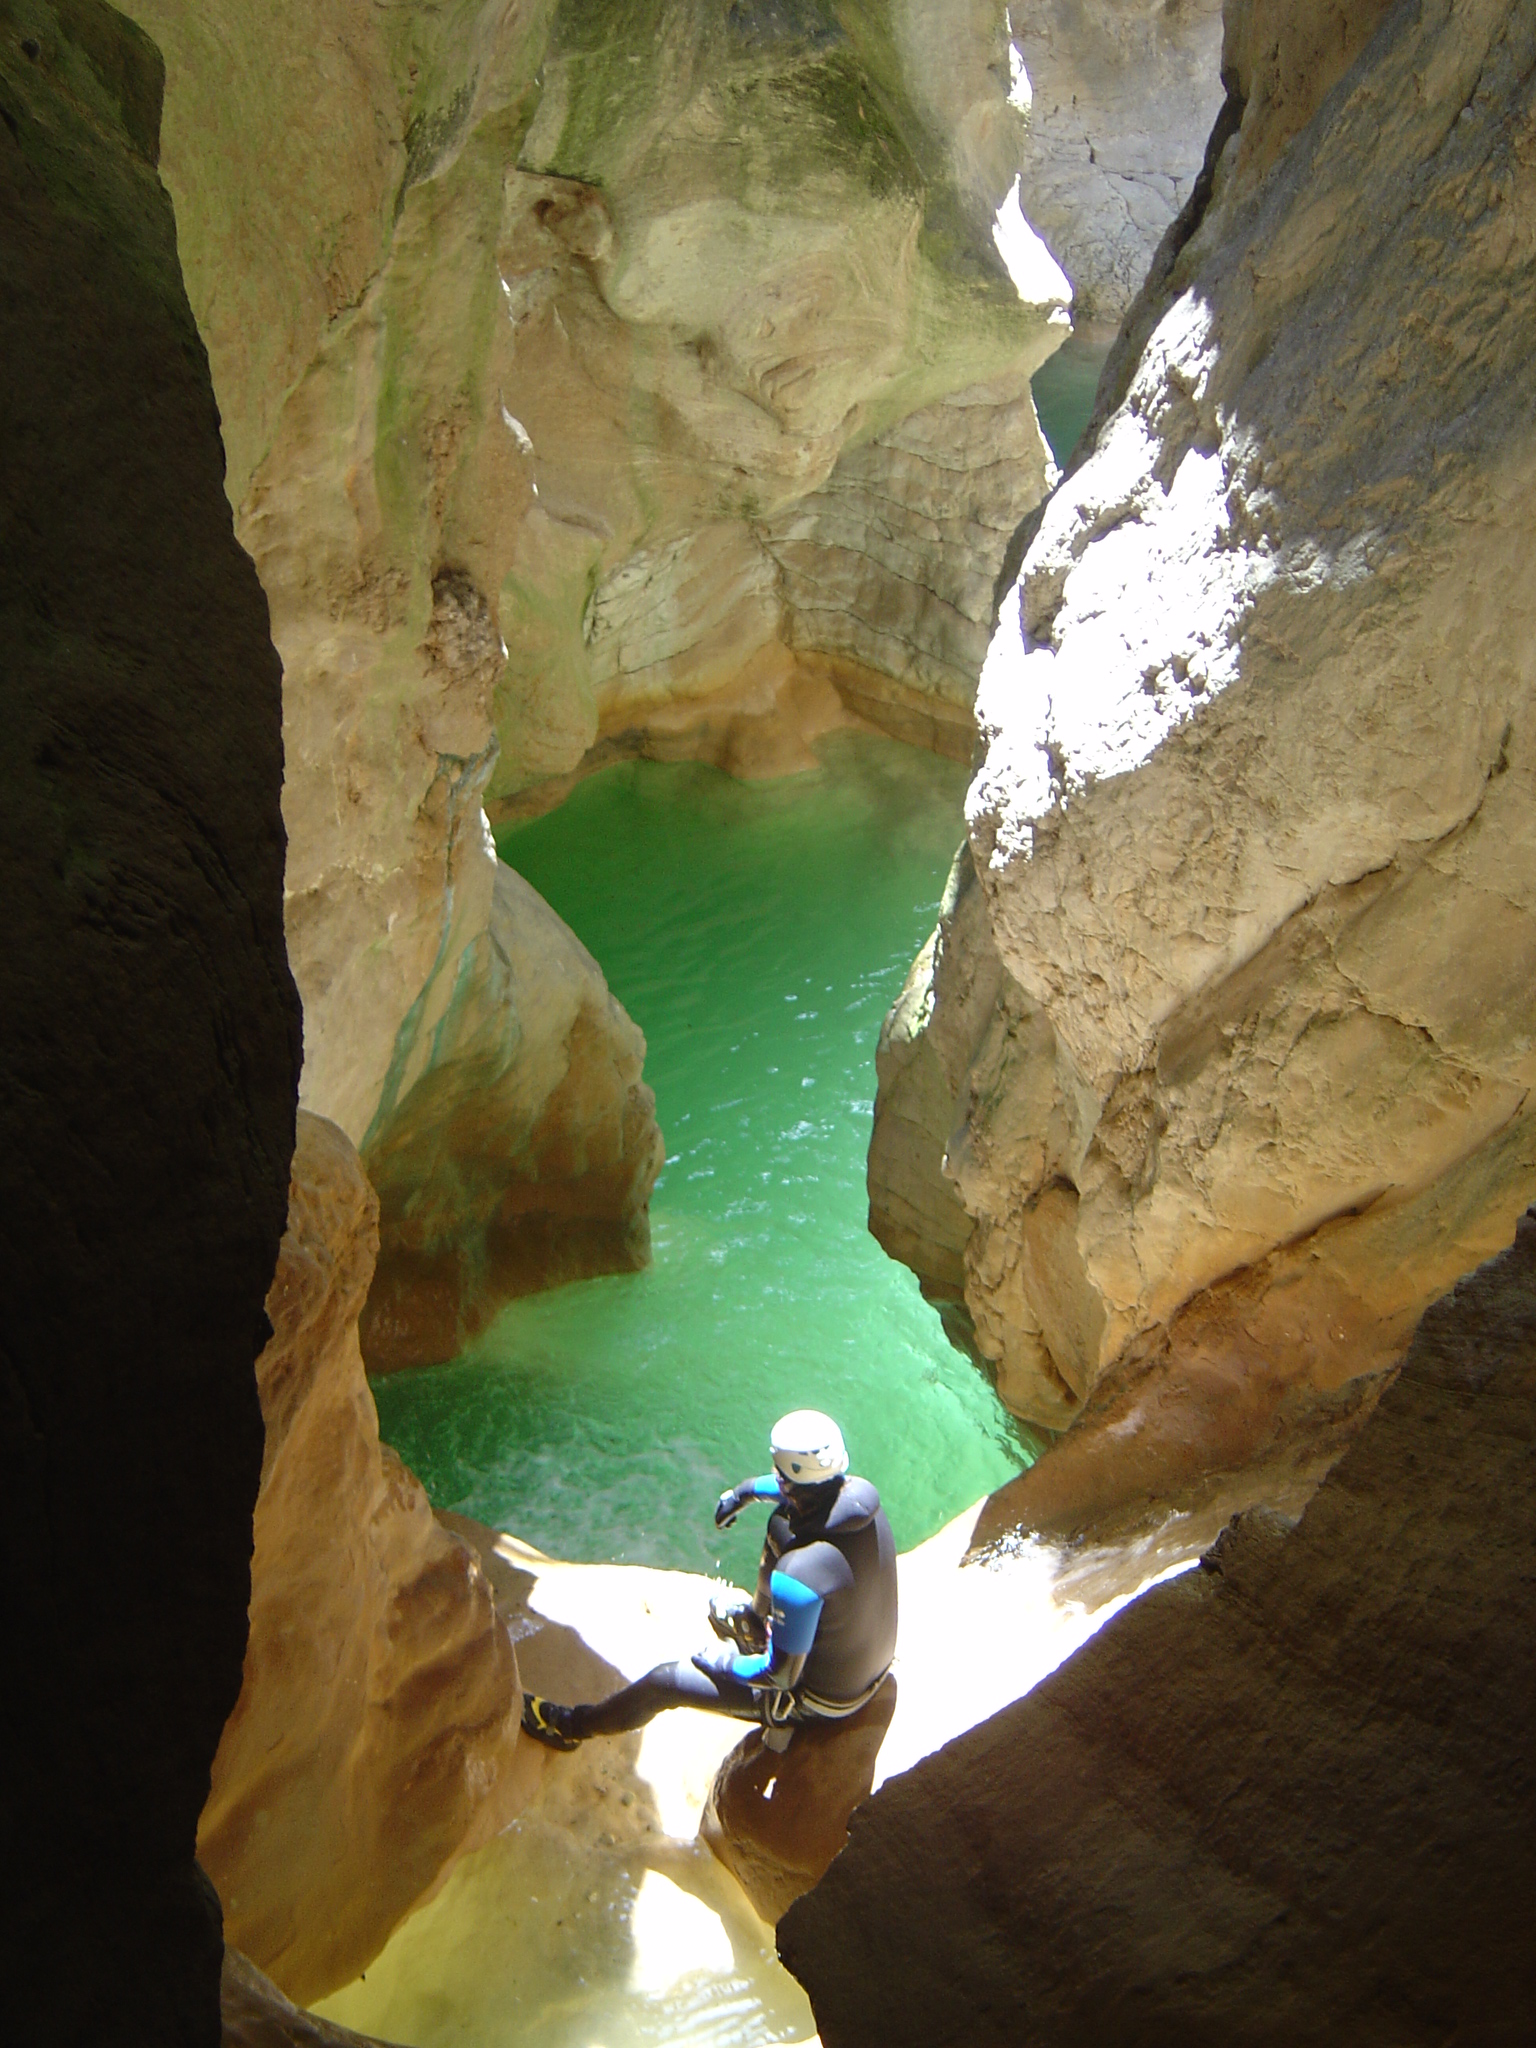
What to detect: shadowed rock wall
<box><xmin>872</xmin><ymin>0</ymin><xmax>1536</xmax><ymax>1527</ymax></box>
<box><xmin>780</xmin><ymin>1205</ymin><xmax>1536</xmax><ymax>2044</ymax></box>
<box><xmin>0</xmin><ymin>4</ymin><xmax>301</xmax><ymax>2040</ymax></box>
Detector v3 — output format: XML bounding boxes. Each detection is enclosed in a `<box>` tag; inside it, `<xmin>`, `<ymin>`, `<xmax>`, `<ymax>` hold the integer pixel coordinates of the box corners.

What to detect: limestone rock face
<box><xmin>1004</xmin><ymin>0</ymin><xmax>1226</xmax><ymax>320</ymax></box>
<box><xmin>360</xmin><ymin>862</ymin><xmax>666</xmax><ymax>1372</ymax></box>
<box><xmin>198</xmin><ymin>1114</ymin><xmax>526</xmax><ymax>2005</ymax></box>
<box><xmin>115</xmin><ymin>0</ymin><xmax>1075</xmax><ymax>1355</ymax></box>
<box><xmin>872</xmin><ymin>0</ymin><xmax>1536</xmax><ymax>1523</ymax></box>
<box><xmin>780</xmin><ymin>1207</ymin><xmax>1536</xmax><ymax>2045</ymax></box>
<box><xmin>762</xmin><ymin>374</ymin><xmax>1055</xmax><ymax>761</ymax></box>
<box><xmin>0</xmin><ymin>7</ymin><xmax>301</xmax><ymax>2038</ymax></box>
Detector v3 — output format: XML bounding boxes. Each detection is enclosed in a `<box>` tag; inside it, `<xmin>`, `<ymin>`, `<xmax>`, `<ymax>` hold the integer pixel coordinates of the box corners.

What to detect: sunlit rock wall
<box><xmin>872</xmin><ymin>0</ymin><xmax>1536</xmax><ymax>1530</ymax></box>
<box><xmin>781</xmin><ymin>1204</ymin><xmax>1536</xmax><ymax>2044</ymax></box>
<box><xmin>119</xmin><ymin>0</ymin><xmax>1072</xmax><ymax>1361</ymax></box>
<box><xmin>199</xmin><ymin>1114</ymin><xmax>529</xmax><ymax>2004</ymax></box>
<box><xmin>1</xmin><ymin>4</ymin><xmax>301</xmax><ymax>2037</ymax></box>
<box><xmin>1004</xmin><ymin>0</ymin><xmax>1226</xmax><ymax>320</ymax></box>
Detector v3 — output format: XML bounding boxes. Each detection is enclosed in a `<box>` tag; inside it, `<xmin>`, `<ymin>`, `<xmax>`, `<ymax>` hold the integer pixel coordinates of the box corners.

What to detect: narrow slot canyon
<box><xmin>4</xmin><ymin>3</ymin><xmax>1534</xmax><ymax>2046</ymax></box>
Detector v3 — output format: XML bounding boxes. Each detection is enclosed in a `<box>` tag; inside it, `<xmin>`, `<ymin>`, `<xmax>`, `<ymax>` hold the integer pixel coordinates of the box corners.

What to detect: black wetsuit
<box><xmin>565</xmin><ymin>1474</ymin><xmax>898</xmax><ymax>1739</ymax></box>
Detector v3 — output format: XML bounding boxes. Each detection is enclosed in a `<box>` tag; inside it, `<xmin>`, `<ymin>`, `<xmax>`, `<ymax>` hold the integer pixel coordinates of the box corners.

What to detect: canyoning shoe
<box><xmin>521</xmin><ymin>1694</ymin><xmax>583</xmax><ymax>1751</ymax></box>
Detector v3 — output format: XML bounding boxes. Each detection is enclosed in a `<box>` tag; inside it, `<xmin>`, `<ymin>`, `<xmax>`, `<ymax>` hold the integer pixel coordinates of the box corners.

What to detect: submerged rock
<box><xmin>780</xmin><ymin>1206</ymin><xmax>1536</xmax><ymax>2044</ymax></box>
<box><xmin>220</xmin><ymin>1948</ymin><xmax>388</xmax><ymax>2048</ymax></box>
<box><xmin>199</xmin><ymin>1115</ymin><xmax>527</xmax><ymax>2004</ymax></box>
<box><xmin>872</xmin><ymin>0</ymin><xmax>1536</xmax><ymax>1529</ymax></box>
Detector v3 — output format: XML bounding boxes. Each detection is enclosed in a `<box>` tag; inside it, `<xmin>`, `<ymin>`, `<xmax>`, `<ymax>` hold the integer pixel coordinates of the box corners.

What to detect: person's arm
<box><xmin>714</xmin><ymin>1472</ymin><xmax>782</xmax><ymax>1529</ymax></box>
<box><xmin>727</xmin><ymin>1570</ymin><xmax>824</xmax><ymax>1692</ymax></box>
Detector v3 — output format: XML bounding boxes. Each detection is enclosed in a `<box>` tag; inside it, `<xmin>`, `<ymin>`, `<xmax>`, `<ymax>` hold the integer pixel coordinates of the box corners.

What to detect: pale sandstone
<box><xmin>198</xmin><ymin>1115</ymin><xmax>527</xmax><ymax>2004</ymax></box>
<box><xmin>763</xmin><ymin>371</ymin><xmax>1058</xmax><ymax>760</ymax></box>
<box><xmin>873</xmin><ymin>0</ymin><xmax>1536</xmax><ymax>1509</ymax></box>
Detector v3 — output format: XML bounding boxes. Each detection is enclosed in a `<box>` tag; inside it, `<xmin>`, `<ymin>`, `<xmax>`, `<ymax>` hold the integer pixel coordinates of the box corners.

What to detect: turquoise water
<box><xmin>1031</xmin><ymin>330</ymin><xmax>1109</xmax><ymax>467</ymax></box>
<box><xmin>368</xmin><ymin>345</ymin><xmax>1111</xmax><ymax>1581</ymax></box>
<box><xmin>372</xmin><ymin>735</ymin><xmax>1037</xmax><ymax>1576</ymax></box>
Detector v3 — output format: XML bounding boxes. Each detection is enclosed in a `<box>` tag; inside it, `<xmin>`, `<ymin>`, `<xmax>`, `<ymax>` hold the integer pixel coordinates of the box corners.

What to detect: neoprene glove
<box><xmin>714</xmin><ymin>1482</ymin><xmax>752</xmax><ymax>1529</ymax></box>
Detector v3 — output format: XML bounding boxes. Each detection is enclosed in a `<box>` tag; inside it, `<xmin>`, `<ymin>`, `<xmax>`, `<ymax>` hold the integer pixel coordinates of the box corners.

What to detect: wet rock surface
<box><xmin>199</xmin><ymin>1115</ymin><xmax>528</xmax><ymax>2003</ymax></box>
<box><xmin>873</xmin><ymin>0</ymin><xmax>1536</xmax><ymax>1518</ymax></box>
<box><xmin>220</xmin><ymin>1948</ymin><xmax>392</xmax><ymax>2048</ymax></box>
<box><xmin>780</xmin><ymin>1205</ymin><xmax>1536</xmax><ymax>2045</ymax></box>
<box><xmin>0</xmin><ymin>5</ymin><xmax>300</xmax><ymax>2037</ymax></box>
<box><xmin>315</xmin><ymin>1516</ymin><xmax>817</xmax><ymax>2046</ymax></box>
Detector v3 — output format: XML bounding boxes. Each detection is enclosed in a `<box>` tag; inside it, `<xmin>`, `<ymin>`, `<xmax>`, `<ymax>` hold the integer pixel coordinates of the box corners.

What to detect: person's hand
<box><xmin>691</xmin><ymin>1642</ymin><xmax>740</xmax><ymax>1679</ymax></box>
<box><xmin>709</xmin><ymin>1593</ymin><xmax>768</xmax><ymax>1654</ymax></box>
<box><xmin>714</xmin><ymin>1482</ymin><xmax>752</xmax><ymax>1529</ymax></box>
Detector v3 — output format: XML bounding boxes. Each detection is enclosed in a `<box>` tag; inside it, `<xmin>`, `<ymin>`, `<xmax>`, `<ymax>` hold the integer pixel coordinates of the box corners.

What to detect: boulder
<box><xmin>872</xmin><ymin>0</ymin><xmax>1536</xmax><ymax>1525</ymax></box>
<box><xmin>701</xmin><ymin>1682</ymin><xmax>899</xmax><ymax>1925</ymax></box>
<box><xmin>0</xmin><ymin>6</ymin><xmax>300</xmax><ymax>2037</ymax></box>
<box><xmin>780</xmin><ymin>1205</ymin><xmax>1536</xmax><ymax>2045</ymax></box>
<box><xmin>359</xmin><ymin>861</ymin><xmax>665</xmax><ymax>1372</ymax></box>
<box><xmin>197</xmin><ymin>1115</ymin><xmax>527</xmax><ymax>2004</ymax></box>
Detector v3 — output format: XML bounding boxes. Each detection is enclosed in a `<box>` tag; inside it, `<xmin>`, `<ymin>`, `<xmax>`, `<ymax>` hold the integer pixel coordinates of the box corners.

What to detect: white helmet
<box><xmin>770</xmin><ymin>1410</ymin><xmax>849</xmax><ymax>1489</ymax></box>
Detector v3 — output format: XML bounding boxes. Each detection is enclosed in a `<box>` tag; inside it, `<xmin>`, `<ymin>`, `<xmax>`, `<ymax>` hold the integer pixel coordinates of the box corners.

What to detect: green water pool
<box><xmin>371</xmin><ymin>734</ymin><xmax>1037</xmax><ymax>1575</ymax></box>
<box><xmin>1030</xmin><ymin>328</ymin><xmax>1108</xmax><ymax>467</ymax></box>
<box><xmin>368</xmin><ymin>339</ymin><xmax>1110</xmax><ymax>1580</ymax></box>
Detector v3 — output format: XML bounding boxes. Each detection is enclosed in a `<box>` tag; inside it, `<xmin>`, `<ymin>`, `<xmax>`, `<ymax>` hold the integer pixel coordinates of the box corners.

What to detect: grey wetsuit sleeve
<box><xmin>778</xmin><ymin>1540</ymin><xmax>854</xmax><ymax>1603</ymax></box>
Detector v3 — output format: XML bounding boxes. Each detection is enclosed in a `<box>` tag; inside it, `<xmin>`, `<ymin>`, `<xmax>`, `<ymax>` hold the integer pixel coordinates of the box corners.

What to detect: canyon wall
<box><xmin>0</xmin><ymin>5</ymin><xmax>302</xmax><ymax>2039</ymax></box>
<box><xmin>781</xmin><ymin>1204</ymin><xmax>1536</xmax><ymax>2045</ymax></box>
<box><xmin>1005</xmin><ymin>0</ymin><xmax>1226</xmax><ymax>319</ymax></box>
<box><xmin>119</xmin><ymin>0</ymin><xmax>1075</xmax><ymax>1365</ymax></box>
<box><xmin>873</xmin><ymin>0</ymin><xmax>1536</xmax><ymax>1532</ymax></box>
<box><xmin>199</xmin><ymin>1114</ymin><xmax>531</xmax><ymax>2005</ymax></box>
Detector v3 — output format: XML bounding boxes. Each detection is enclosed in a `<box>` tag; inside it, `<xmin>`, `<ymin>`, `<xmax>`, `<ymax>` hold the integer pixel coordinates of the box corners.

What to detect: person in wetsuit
<box><xmin>520</xmin><ymin>1410</ymin><xmax>897</xmax><ymax>1750</ymax></box>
